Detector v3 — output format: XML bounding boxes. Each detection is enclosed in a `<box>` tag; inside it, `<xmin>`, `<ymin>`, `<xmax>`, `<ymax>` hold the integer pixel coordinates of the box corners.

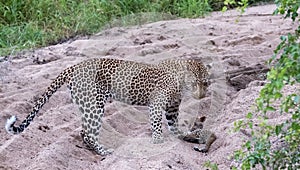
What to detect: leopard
<box><xmin>179</xmin><ymin>116</ymin><xmax>216</xmax><ymax>153</ymax></box>
<box><xmin>5</xmin><ymin>57</ymin><xmax>210</xmax><ymax>156</ymax></box>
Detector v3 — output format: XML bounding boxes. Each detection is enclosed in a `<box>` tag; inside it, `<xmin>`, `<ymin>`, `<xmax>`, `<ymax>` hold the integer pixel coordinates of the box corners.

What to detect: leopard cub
<box><xmin>179</xmin><ymin>116</ymin><xmax>216</xmax><ymax>153</ymax></box>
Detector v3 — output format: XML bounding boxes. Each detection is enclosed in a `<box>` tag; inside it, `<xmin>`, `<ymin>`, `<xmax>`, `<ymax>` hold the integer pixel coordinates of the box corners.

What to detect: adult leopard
<box><xmin>5</xmin><ymin>58</ymin><xmax>210</xmax><ymax>156</ymax></box>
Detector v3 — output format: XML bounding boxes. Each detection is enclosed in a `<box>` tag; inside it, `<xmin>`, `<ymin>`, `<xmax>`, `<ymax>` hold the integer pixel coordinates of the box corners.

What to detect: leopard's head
<box><xmin>190</xmin><ymin>116</ymin><xmax>206</xmax><ymax>131</ymax></box>
<box><xmin>185</xmin><ymin>59</ymin><xmax>211</xmax><ymax>100</ymax></box>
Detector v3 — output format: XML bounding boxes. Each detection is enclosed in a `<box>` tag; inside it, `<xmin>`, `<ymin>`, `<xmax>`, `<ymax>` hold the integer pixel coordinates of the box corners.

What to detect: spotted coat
<box><xmin>6</xmin><ymin>58</ymin><xmax>210</xmax><ymax>155</ymax></box>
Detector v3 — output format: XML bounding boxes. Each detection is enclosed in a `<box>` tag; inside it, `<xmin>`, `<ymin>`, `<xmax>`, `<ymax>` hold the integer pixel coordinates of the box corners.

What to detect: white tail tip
<box><xmin>5</xmin><ymin>116</ymin><xmax>17</xmax><ymax>134</ymax></box>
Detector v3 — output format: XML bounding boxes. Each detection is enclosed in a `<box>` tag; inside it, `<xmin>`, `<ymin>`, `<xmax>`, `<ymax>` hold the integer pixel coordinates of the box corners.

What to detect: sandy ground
<box><xmin>0</xmin><ymin>4</ymin><xmax>298</xmax><ymax>170</ymax></box>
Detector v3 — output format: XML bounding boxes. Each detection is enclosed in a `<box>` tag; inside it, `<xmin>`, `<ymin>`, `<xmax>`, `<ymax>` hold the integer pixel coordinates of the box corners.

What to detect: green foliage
<box><xmin>222</xmin><ymin>0</ymin><xmax>249</xmax><ymax>12</ymax></box>
<box><xmin>0</xmin><ymin>0</ymin><xmax>107</xmax><ymax>55</ymax></box>
<box><xmin>0</xmin><ymin>0</ymin><xmax>214</xmax><ymax>56</ymax></box>
<box><xmin>0</xmin><ymin>0</ymin><xmax>276</xmax><ymax>56</ymax></box>
<box><xmin>232</xmin><ymin>0</ymin><xmax>300</xmax><ymax>169</ymax></box>
<box><xmin>274</xmin><ymin>0</ymin><xmax>300</xmax><ymax>21</ymax></box>
<box><xmin>0</xmin><ymin>0</ymin><xmax>274</xmax><ymax>56</ymax></box>
<box><xmin>222</xmin><ymin>0</ymin><xmax>274</xmax><ymax>12</ymax></box>
<box><xmin>203</xmin><ymin>161</ymin><xmax>219</xmax><ymax>170</ymax></box>
<box><xmin>172</xmin><ymin>0</ymin><xmax>211</xmax><ymax>18</ymax></box>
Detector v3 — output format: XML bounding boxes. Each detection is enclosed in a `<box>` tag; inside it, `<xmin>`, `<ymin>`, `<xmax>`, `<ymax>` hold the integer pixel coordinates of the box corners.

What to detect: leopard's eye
<box><xmin>202</xmin><ymin>80</ymin><xmax>209</xmax><ymax>87</ymax></box>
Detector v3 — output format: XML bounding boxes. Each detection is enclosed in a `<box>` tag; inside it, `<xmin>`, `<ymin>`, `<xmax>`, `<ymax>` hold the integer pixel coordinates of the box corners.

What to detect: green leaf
<box><xmin>280</xmin><ymin>35</ymin><xmax>287</xmax><ymax>41</ymax></box>
<box><xmin>291</xmin><ymin>122</ymin><xmax>300</xmax><ymax>131</ymax></box>
<box><xmin>246</xmin><ymin>112</ymin><xmax>253</xmax><ymax>119</ymax></box>
<box><xmin>292</xmin><ymin>112</ymin><xmax>299</xmax><ymax>119</ymax></box>
<box><xmin>203</xmin><ymin>161</ymin><xmax>219</xmax><ymax>170</ymax></box>
<box><xmin>266</xmin><ymin>106</ymin><xmax>276</xmax><ymax>111</ymax></box>
<box><xmin>231</xmin><ymin>167</ymin><xmax>238</xmax><ymax>170</ymax></box>
<box><xmin>274</xmin><ymin>92</ymin><xmax>283</xmax><ymax>99</ymax></box>
<box><xmin>245</xmin><ymin>141</ymin><xmax>251</xmax><ymax>150</ymax></box>
<box><xmin>221</xmin><ymin>6</ymin><xmax>227</xmax><ymax>12</ymax></box>
<box><xmin>294</xmin><ymin>95</ymin><xmax>300</xmax><ymax>104</ymax></box>
<box><xmin>275</xmin><ymin>125</ymin><xmax>283</xmax><ymax>135</ymax></box>
<box><xmin>248</xmin><ymin>121</ymin><xmax>253</xmax><ymax>129</ymax></box>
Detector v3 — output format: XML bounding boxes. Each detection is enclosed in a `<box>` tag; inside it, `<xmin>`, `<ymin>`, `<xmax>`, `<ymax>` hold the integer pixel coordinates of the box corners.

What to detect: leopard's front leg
<box><xmin>148</xmin><ymin>103</ymin><xmax>164</xmax><ymax>144</ymax></box>
<box><xmin>165</xmin><ymin>101</ymin><xmax>183</xmax><ymax>136</ymax></box>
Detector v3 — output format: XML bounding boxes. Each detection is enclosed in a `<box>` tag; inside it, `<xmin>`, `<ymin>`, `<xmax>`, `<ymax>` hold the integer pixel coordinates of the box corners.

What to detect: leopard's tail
<box><xmin>5</xmin><ymin>66</ymin><xmax>74</xmax><ymax>135</ymax></box>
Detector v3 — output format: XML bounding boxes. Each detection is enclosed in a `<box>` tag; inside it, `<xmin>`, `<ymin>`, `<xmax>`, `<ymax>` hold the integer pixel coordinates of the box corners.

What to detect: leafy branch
<box><xmin>233</xmin><ymin>0</ymin><xmax>300</xmax><ymax>169</ymax></box>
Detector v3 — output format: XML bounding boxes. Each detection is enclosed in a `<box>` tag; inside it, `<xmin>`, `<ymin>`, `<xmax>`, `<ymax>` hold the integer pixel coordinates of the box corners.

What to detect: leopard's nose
<box><xmin>192</xmin><ymin>90</ymin><xmax>206</xmax><ymax>99</ymax></box>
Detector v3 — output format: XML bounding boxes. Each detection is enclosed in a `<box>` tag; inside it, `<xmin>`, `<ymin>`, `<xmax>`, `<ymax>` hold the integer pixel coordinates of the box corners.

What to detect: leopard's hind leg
<box><xmin>70</xmin><ymin>77</ymin><xmax>112</xmax><ymax>156</ymax></box>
